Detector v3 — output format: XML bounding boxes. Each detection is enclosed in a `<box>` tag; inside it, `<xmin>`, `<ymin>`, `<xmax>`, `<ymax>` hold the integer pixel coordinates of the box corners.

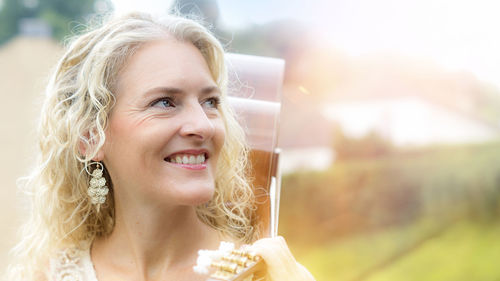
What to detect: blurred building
<box><xmin>323</xmin><ymin>95</ymin><xmax>500</xmax><ymax>147</ymax></box>
<box><xmin>278</xmin><ymin>85</ymin><xmax>334</xmax><ymax>173</ymax></box>
<box><xmin>18</xmin><ymin>18</ymin><xmax>52</xmax><ymax>38</ymax></box>
<box><xmin>0</xmin><ymin>35</ymin><xmax>63</xmax><ymax>276</ymax></box>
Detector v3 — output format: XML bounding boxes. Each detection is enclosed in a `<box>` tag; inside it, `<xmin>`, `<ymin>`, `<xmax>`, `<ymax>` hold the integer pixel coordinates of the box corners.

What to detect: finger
<box><xmin>250</xmin><ymin>236</ymin><xmax>315</xmax><ymax>281</ymax></box>
<box><xmin>251</xmin><ymin>236</ymin><xmax>296</xmax><ymax>266</ymax></box>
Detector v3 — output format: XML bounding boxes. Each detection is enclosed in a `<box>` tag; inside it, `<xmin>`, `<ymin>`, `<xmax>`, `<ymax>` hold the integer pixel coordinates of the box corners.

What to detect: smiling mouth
<box><xmin>164</xmin><ymin>153</ymin><xmax>208</xmax><ymax>165</ymax></box>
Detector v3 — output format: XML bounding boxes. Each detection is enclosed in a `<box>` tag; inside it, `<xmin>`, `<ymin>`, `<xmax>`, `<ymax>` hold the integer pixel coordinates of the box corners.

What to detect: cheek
<box><xmin>105</xmin><ymin>116</ymin><xmax>135</xmax><ymax>150</ymax></box>
<box><xmin>214</xmin><ymin>121</ymin><xmax>226</xmax><ymax>152</ymax></box>
<box><xmin>103</xmin><ymin>113</ymin><xmax>149</xmax><ymax>161</ymax></box>
<box><xmin>107</xmin><ymin>112</ymin><xmax>168</xmax><ymax>144</ymax></box>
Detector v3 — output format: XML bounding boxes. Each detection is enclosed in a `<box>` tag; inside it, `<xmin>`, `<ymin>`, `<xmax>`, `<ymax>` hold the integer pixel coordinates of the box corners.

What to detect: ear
<box><xmin>78</xmin><ymin>131</ymin><xmax>105</xmax><ymax>161</ymax></box>
<box><xmin>92</xmin><ymin>148</ymin><xmax>105</xmax><ymax>162</ymax></box>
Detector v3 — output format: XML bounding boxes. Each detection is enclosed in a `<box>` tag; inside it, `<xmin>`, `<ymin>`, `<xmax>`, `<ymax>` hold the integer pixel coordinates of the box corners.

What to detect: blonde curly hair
<box><xmin>7</xmin><ymin>12</ymin><xmax>255</xmax><ymax>280</ymax></box>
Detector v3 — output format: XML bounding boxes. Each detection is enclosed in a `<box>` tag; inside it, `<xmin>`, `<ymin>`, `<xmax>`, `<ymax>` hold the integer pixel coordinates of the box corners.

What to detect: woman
<box><xmin>7</xmin><ymin>12</ymin><xmax>315</xmax><ymax>281</ymax></box>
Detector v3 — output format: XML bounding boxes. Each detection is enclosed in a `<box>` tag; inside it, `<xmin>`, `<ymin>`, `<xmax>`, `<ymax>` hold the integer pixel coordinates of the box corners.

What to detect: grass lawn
<box><xmin>295</xmin><ymin>219</ymin><xmax>500</xmax><ymax>281</ymax></box>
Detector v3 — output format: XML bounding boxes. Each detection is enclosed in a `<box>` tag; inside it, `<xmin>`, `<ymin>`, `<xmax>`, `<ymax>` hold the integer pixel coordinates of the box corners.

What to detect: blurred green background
<box><xmin>280</xmin><ymin>140</ymin><xmax>500</xmax><ymax>281</ymax></box>
<box><xmin>2</xmin><ymin>0</ymin><xmax>500</xmax><ymax>280</ymax></box>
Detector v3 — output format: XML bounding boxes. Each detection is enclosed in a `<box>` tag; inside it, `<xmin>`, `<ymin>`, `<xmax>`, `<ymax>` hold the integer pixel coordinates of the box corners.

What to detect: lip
<box><xmin>168</xmin><ymin>162</ymin><xmax>207</xmax><ymax>170</ymax></box>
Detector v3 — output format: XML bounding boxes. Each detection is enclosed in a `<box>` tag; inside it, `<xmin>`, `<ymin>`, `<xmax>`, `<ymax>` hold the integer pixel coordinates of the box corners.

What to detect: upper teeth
<box><xmin>169</xmin><ymin>154</ymin><xmax>205</xmax><ymax>165</ymax></box>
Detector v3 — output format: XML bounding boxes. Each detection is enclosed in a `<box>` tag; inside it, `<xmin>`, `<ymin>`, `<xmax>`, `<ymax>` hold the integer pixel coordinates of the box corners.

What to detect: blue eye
<box><xmin>203</xmin><ymin>97</ymin><xmax>220</xmax><ymax>109</ymax></box>
<box><xmin>152</xmin><ymin>98</ymin><xmax>175</xmax><ymax>108</ymax></box>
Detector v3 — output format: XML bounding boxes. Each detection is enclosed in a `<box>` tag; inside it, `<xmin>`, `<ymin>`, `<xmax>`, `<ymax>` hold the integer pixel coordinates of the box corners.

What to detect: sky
<box><xmin>111</xmin><ymin>0</ymin><xmax>500</xmax><ymax>89</ymax></box>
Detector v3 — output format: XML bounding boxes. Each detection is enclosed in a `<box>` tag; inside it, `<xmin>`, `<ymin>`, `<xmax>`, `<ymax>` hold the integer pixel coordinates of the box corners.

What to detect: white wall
<box><xmin>323</xmin><ymin>96</ymin><xmax>500</xmax><ymax>146</ymax></box>
<box><xmin>280</xmin><ymin>146</ymin><xmax>334</xmax><ymax>174</ymax></box>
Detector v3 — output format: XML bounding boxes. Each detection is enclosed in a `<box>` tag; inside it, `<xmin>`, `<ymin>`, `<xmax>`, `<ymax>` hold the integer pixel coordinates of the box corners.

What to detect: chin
<box><xmin>179</xmin><ymin>184</ymin><xmax>215</xmax><ymax>206</ymax></box>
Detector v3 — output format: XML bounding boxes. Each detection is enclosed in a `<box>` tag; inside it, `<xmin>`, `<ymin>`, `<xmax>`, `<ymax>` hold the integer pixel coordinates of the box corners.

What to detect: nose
<box><xmin>178</xmin><ymin>100</ymin><xmax>215</xmax><ymax>141</ymax></box>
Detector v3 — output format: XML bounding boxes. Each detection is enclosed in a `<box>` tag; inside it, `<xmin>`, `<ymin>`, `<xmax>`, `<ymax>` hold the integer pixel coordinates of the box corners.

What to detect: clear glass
<box><xmin>226</xmin><ymin>53</ymin><xmax>285</xmax><ymax>238</ymax></box>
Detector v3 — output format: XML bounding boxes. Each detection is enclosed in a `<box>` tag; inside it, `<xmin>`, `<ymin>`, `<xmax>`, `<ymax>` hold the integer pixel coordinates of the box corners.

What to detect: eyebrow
<box><xmin>144</xmin><ymin>86</ymin><xmax>221</xmax><ymax>96</ymax></box>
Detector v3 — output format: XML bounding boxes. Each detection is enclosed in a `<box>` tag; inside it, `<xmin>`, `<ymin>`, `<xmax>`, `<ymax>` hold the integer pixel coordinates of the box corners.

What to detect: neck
<box><xmin>92</xmin><ymin>200</ymin><xmax>222</xmax><ymax>280</ymax></box>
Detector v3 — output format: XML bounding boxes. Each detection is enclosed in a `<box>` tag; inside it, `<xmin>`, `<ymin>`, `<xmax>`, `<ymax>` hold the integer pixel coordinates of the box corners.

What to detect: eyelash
<box><xmin>203</xmin><ymin>97</ymin><xmax>221</xmax><ymax>109</ymax></box>
<box><xmin>151</xmin><ymin>97</ymin><xmax>175</xmax><ymax>108</ymax></box>
<box><xmin>150</xmin><ymin>96</ymin><xmax>221</xmax><ymax>109</ymax></box>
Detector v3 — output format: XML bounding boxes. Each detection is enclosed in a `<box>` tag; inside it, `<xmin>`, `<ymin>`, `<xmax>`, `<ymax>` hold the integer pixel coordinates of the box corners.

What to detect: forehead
<box><xmin>114</xmin><ymin>38</ymin><xmax>216</xmax><ymax>94</ymax></box>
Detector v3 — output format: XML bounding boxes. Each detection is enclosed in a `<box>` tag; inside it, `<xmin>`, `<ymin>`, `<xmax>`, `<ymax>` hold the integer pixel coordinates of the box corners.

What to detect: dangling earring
<box><xmin>87</xmin><ymin>162</ymin><xmax>108</xmax><ymax>212</ymax></box>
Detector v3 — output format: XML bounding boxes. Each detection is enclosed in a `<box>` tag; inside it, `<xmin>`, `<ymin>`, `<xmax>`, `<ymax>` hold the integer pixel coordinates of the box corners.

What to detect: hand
<box><xmin>250</xmin><ymin>236</ymin><xmax>316</xmax><ymax>281</ymax></box>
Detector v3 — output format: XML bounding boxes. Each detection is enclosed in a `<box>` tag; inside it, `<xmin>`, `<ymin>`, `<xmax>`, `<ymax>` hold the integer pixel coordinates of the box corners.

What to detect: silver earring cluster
<box><xmin>87</xmin><ymin>162</ymin><xmax>108</xmax><ymax>212</ymax></box>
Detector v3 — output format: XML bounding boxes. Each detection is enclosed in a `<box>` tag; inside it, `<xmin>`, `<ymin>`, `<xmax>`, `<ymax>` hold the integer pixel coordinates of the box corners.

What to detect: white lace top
<box><xmin>48</xmin><ymin>244</ymin><xmax>260</xmax><ymax>281</ymax></box>
<box><xmin>49</xmin><ymin>243</ymin><xmax>98</xmax><ymax>281</ymax></box>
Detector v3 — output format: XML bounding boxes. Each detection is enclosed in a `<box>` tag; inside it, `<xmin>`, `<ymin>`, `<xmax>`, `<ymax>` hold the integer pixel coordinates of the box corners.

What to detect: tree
<box><xmin>333</xmin><ymin>126</ymin><xmax>394</xmax><ymax>161</ymax></box>
<box><xmin>0</xmin><ymin>0</ymin><xmax>112</xmax><ymax>45</ymax></box>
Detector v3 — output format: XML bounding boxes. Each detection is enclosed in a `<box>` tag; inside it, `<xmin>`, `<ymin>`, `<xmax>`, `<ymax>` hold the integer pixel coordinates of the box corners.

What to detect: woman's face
<box><xmin>100</xmin><ymin>38</ymin><xmax>225</xmax><ymax>207</ymax></box>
